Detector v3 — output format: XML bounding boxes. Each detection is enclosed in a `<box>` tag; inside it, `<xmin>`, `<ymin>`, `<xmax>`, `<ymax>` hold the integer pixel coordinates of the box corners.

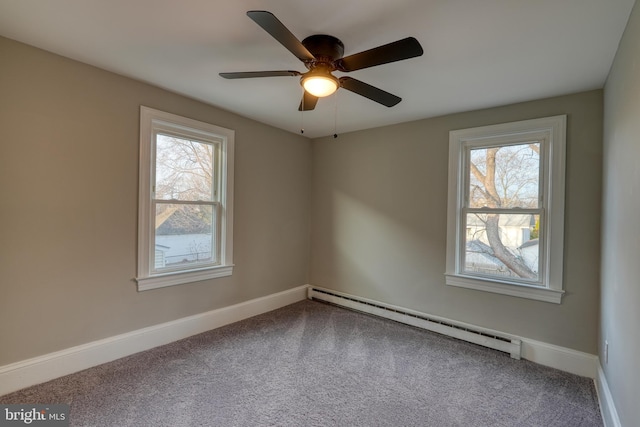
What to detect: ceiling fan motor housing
<box><xmin>301</xmin><ymin>35</ymin><xmax>345</xmax><ymax>70</ymax></box>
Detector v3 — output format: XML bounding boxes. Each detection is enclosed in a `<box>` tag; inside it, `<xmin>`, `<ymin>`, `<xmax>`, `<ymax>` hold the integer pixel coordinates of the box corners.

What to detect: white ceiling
<box><xmin>0</xmin><ymin>0</ymin><xmax>635</xmax><ymax>138</ymax></box>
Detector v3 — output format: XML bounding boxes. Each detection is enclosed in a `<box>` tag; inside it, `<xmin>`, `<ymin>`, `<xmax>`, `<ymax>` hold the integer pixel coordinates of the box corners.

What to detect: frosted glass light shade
<box><xmin>302</xmin><ymin>75</ymin><xmax>338</xmax><ymax>97</ymax></box>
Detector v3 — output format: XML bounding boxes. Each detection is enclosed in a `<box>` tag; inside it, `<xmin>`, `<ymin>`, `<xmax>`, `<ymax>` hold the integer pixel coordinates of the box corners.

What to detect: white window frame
<box><xmin>136</xmin><ymin>106</ymin><xmax>234</xmax><ymax>291</ymax></box>
<box><xmin>445</xmin><ymin>115</ymin><xmax>566</xmax><ymax>303</ymax></box>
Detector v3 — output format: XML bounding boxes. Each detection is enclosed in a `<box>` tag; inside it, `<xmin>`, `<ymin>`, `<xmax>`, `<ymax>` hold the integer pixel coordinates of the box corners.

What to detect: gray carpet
<box><xmin>1</xmin><ymin>300</ymin><xmax>602</xmax><ymax>426</ymax></box>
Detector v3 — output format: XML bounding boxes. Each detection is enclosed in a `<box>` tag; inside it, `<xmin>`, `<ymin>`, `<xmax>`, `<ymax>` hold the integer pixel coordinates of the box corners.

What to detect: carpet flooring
<box><xmin>0</xmin><ymin>300</ymin><xmax>602</xmax><ymax>426</ymax></box>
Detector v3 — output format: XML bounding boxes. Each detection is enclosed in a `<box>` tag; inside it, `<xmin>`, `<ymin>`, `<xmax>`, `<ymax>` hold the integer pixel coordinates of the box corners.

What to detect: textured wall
<box><xmin>0</xmin><ymin>37</ymin><xmax>311</xmax><ymax>366</ymax></box>
<box><xmin>602</xmin><ymin>0</ymin><xmax>640</xmax><ymax>424</ymax></box>
<box><xmin>311</xmin><ymin>90</ymin><xmax>603</xmax><ymax>354</ymax></box>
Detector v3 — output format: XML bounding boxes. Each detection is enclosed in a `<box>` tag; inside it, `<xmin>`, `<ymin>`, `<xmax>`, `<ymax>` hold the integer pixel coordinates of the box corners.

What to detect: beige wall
<box><xmin>602</xmin><ymin>0</ymin><xmax>640</xmax><ymax>424</ymax></box>
<box><xmin>311</xmin><ymin>90</ymin><xmax>603</xmax><ymax>354</ymax></box>
<box><xmin>0</xmin><ymin>37</ymin><xmax>311</xmax><ymax>366</ymax></box>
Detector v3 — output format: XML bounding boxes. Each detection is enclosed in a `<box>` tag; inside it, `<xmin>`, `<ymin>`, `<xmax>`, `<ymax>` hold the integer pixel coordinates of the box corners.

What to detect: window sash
<box><xmin>150</xmin><ymin>200</ymin><xmax>221</xmax><ymax>273</ymax></box>
<box><xmin>150</xmin><ymin>130</ymin><xmax>221</xmax><ymax>274</ymax></box>
<box><xmin>152</xmin><ymin>131</ymin><xmax>220</xmax><ymax>203</ymax></box>
<box><xmin>458</xmin><ymin>139</ymin><xmax>546</xmax><ymax>286</ymax></box>
<box><xmin>462</xmin><ymin>140</ymin><xmax>545</xmax><ymax>210</ymax></box>
<box><xmin>459</xmin><ymin>208</ymin><xmax>545</xmax><ymax>286</ymax></box>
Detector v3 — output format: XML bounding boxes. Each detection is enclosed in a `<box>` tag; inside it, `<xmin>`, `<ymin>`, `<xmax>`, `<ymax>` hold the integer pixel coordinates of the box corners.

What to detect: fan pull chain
<box><xmin>300</xmin><ymin>88</ymin><xmax>305</xmax><ymax>134</ymax></box>
<box><xmin>333</xmin><ymin>91</ymin><xmax>338</xmax><ymax>138</ymax></box>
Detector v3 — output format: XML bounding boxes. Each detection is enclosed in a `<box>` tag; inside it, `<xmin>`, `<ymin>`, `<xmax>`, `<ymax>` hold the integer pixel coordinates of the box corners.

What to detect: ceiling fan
<box><xmin>220</xmin><ymin>11</ymin><xmax>424</xmax><ymax>111</ymax></box>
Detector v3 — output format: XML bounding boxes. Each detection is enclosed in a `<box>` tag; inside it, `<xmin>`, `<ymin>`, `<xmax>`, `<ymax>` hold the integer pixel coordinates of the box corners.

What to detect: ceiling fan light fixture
<box><xmin>222</xmin><ymin>11</ymin><xmax>424</xmax><ymax>110</ymax></box>
<box><xmin>301</xmin><ymin>73</ymin><xmax>339</xmax><ymax>97</ymax></box>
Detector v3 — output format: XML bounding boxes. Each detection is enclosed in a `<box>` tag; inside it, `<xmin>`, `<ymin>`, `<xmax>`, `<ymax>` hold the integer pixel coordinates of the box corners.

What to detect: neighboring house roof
<box><xmin>519</xmin><ymin>238</ymin><xmax>539</xmax><ymax>249</ymax></box>
<box><xmin>465</xmin><ymin>240</ymin><xmax>507</xmax><ymax>268</ymax></box>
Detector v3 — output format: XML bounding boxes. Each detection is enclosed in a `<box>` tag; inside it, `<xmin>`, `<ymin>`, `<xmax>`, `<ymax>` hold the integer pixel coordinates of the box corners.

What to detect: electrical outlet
<box><xmin>605</xmin><ymin>340</ymin><xmax>609</xmax><ymax>364</ymax></box>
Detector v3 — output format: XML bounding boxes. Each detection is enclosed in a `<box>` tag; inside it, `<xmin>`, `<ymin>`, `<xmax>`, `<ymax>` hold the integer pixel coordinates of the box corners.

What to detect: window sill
<box><xmin>136</xmin><ymin>265</ymin><xmax>234</xmax><ymax>291</ymax></box>
<box><xmin>445</xmin><ymin>274</ymin><xmax>564</xmax><ymax>304</ymax></box>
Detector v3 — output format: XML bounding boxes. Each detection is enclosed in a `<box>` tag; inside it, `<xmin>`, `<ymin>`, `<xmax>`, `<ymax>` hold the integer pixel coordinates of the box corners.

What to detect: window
<box><xmin>136</xmin><ymin>107</ymin><xmax>234</xmax><ymax>291</ymax></box>
<box><xmin>445</xmin><ymin>116</ymin><xmax>566</xmax><ymax>303</ymax></box>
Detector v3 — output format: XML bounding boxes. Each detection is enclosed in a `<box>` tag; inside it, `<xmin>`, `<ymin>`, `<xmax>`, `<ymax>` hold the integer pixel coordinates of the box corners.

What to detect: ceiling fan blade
<box><xmin>337</xmin><ymin>37</ymin><xmax>423</xmax><ymax>72</ymax></box>
<box><xmin>339</xmin><ymin>77</ymin><xmax>401</xmax><ymax>107</ymax></box>
<box><xmin>247</xmin><ymin>11</ymin><xmax>316</xmax><ymax>62</ymax></box>
<box><xmin>298</xmin><ymin>91</ymin><xmax>319</xmax><ymax>111</ymax></box>
<box><xmin>219</xmin><ymin>70</ymin><xmax>301</xmax><ymax>79</ymax></box>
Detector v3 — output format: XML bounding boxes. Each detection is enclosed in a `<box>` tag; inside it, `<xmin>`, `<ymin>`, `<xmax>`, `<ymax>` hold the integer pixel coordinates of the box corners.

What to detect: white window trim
<box><xmin>445</xmin><ymin>115</ymin><xmax>566</xmax><ymax>304</ymax></box>
<box><xmin>136</xmin><ymin>106</ymin><xmax>234</xmax><ymax>291</ymax></box>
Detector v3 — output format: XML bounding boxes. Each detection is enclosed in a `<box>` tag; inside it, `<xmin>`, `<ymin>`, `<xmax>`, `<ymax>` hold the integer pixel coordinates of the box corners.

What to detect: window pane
<box><xmin>464</xmin><ymin>213</ymin><xmax>540</xmax><ymax>282</ymax></box>
<box><xmin>154</xmin><ymin>203</ymin><xmax>216</xmax><ymax>270</ymax></box>
<box><xmin>468</xmin><ymin>142</ymin><xmax>540</xmax><ymax>209</ymax></box>
<box><xmin>155</xmin><ymin>134</ymin><xmax>214</xmax><ymax>201</ymax></box>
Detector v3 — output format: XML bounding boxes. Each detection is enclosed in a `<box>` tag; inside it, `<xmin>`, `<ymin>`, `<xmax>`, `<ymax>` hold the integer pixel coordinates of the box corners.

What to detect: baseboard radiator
<box><xmin>308</xmin><ymin>286</ymin><xmax>522</xmax><ymax>360</ymax></box>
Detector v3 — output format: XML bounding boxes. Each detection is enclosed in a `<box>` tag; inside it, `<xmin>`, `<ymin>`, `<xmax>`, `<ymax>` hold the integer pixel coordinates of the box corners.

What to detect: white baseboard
<box><xmin>595</xmin><ymin>362</ymin><xmax>621</xmax><ymax>427</ymax></box>
<box><xmin>520</xmin><ymin>337</ymin><xmax>599</xmax><ymax>378</ymax></box>
<box><xmin>0</xmin><ymin>284</ymin><xmax>309</xmax><ymax>397</ymax></box>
